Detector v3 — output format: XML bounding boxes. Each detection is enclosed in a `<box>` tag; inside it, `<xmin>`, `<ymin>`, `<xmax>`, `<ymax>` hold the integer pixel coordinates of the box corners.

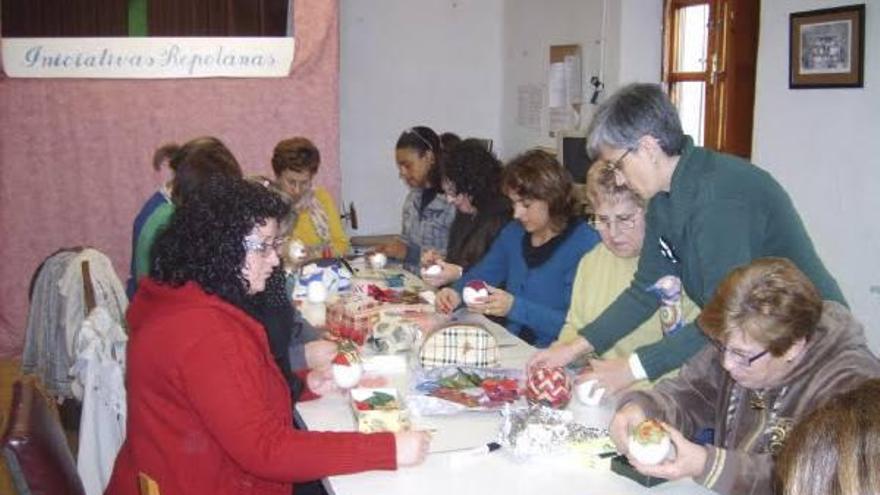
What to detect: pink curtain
<box><xmin>0</xmin><ymin>0</ymin><xmax>340</xmax><ymax>357</ymax></box>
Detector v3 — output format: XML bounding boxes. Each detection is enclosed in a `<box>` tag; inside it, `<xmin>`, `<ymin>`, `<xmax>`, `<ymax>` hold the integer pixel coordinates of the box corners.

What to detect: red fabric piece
<box><xmin>0</xmin><ymin>0</ymin><xmax>340</xmax><ymax>357</ymax></box>
<box><xmin>105</xmin><ymin>279</ymin><xmax>395</xmax><ymax>495</ymax></box>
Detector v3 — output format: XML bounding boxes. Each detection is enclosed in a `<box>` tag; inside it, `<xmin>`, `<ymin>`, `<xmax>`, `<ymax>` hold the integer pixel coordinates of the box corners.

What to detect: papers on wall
<box><xmin>548</xmin><ymin>54</ymin><xmax>582</xmax><ymax>108</ymax></box>
<box><xmin>517</xmin><ymin>84</ymin><xmax>543</xmax><ymax>130</ymax></box>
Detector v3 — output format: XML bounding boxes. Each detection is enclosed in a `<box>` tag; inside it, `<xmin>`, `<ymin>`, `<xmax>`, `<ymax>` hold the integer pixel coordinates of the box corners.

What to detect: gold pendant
<box><xmin>749</xmin><ymin>391</ymin><xmax>766</xmax><ymax>410</ymax></box>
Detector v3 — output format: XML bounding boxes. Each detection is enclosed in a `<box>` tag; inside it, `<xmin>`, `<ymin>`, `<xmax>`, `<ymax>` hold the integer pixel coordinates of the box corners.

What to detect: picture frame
<box><xmin>789</xmin><ymin>4</ymin><xmax>865</xmax><ymax>89</ymax></box>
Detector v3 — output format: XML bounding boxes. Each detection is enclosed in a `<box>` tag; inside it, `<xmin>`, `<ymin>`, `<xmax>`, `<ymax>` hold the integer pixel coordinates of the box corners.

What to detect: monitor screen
<box><xmin>560</xmin><ymin>135</ymin><xmax>591</xmax><ymax>183</ymax></box>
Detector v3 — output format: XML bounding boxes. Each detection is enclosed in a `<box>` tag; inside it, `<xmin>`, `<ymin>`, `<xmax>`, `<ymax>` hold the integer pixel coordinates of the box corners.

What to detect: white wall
<box><xmin>753</xmin><ymin>0</ymin><xmax>880</xmax><ymax>352</ymax></box>
<box><xmin>340</xmin><ymin>0</ymin><xmax>504</xmax><ymax>235</ymax></box>
<box><xmin>499</xmin><ymin>0</ymin><xmax>604</xmax><ymax>155</ymax></box>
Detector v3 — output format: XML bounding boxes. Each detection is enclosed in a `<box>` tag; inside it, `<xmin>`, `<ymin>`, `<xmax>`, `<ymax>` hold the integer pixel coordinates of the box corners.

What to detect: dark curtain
<box><xmin>148</xmin><ymin>0</ymin><xmax>289</xmax><ymax>36</ymax></box>
<box><xmin>1</xmin><ymin>0</ymin><xmax>128</xmax><ymax>36</ymax></box>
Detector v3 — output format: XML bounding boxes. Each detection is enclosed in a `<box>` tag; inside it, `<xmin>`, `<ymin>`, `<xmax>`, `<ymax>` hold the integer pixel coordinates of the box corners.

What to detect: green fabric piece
<box><xmin>134</xmin><ymin>202</ymin><xmax>174</xmax><ymax>283</ymax></box>
<box><xmin>128</xmin><ymin>0</ymin><xmax>148</xmax><ymax>37</ymax></box>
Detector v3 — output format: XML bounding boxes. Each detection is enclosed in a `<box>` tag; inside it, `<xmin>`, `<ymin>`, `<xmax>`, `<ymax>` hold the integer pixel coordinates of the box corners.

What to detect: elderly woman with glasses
<box><xmin>272</xmin><ymin>137</ymin><xmax>350</xmax><ymax>258</ymax></box>
<box><xmin>607</xmin><ymin>257</ymin><xmax>880</xmax><ymax>495</ymax></box>
<box><xmin>376</xmin><ymin>126</ymin><xmax>457</xmax><ymax>272</ymax></box>
<box><xmin>530</xmin><ymin>83</ymin><xmax>846</xmax><ymax>386</ymax></box>
<box><xmin>436</xmin><ymin>150</ymin><xmax>600</xmax><ymax>348</ymax></box>
<box><xmin>420</xmin><ymin>139</ymin><xmax>511</xmax><ymax>287</ymax></box>
<box><xmin>553</xmin><ymin>164</ymin><xmax>697</xmax><ymax>392</ymax></box>
<box><xmin>107</xmin><ymin>176</ymin><xmax>430</xmax><ymax>495</ymax></box>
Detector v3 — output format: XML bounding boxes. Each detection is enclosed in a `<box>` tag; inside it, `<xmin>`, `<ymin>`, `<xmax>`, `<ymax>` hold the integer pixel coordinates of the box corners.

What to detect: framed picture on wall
<box><xmin>789</xmin><ymin>4</ymin><xmax>865</xmax><ymax>89</ymax></box>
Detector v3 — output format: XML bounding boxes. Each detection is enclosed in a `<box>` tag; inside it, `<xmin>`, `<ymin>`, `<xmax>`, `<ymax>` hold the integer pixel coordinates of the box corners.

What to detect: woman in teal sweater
<box><xmin>530</xmin><ymin>83</ymin><xmax>845</xmax><ymax>389</ymax></box>
<box><xmin>436</xmin><ymin>150</ymin><xmax>600</xmax><ymax>348</ymax></box>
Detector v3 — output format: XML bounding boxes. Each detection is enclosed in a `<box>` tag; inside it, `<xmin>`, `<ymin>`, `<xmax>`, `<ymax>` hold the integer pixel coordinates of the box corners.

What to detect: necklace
<box><xmin>725</xmin><ymin>384</ymin><xmax>790</xmax><ymax>453</ymax></box>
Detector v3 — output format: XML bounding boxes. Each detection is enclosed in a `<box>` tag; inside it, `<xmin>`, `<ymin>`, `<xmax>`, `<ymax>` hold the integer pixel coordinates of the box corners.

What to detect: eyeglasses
<box><xmin>712</xmin><ymin>340</ymin><xmax>770</xmax><ymax>367</ymax></box>
<box><xmin>243</xmin><ymin>236</ymin><xmax>284</xmax><ymax>256</ymax></box>
<box><xmin>588</xmin><ymin>213</ymin><xmax>639</xmax><ymax>231</ymax></box>
<box><xmin>604</xmin><ymin>148</ymin><xmax>633</xmax><ymax>173</ymax></box>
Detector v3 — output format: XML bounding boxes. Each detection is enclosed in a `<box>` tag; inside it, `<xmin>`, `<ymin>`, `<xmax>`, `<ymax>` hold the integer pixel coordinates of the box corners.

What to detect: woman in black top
<box><xmin>421</xmin><ymin>139</ymin><xmax>511</xmax><ymax>287</ymax></box>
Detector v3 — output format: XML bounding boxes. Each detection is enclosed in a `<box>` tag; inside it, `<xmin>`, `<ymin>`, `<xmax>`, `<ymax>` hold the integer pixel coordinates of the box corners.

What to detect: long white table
<box><xmin>295</xmin><ymin>312</ymin><xmax>714</xmax><ymax>495</ymax></box>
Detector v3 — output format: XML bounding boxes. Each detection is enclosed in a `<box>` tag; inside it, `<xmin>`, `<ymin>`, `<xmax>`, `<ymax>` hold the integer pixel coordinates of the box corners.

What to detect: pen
<box><xmin>598</xmin><ymin>451</ymin><xmax>619</xmax><ymax>458</ymax></box>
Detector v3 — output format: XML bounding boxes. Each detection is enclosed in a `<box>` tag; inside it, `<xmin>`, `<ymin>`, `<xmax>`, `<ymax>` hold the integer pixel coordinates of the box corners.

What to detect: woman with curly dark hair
<box><xmin>420</xmin><ymin>139</ymin><xmax>511</xmax><ymax>287</ymax></box>
<box><xmin>436</xmin><ymin>150</ymin><xmax>600</xmax><ymax>348</ymax></box>
<box><xmin>107</xmin><ymin>176</ymin><xmax>430</xmax><ymax>495</ymax></box>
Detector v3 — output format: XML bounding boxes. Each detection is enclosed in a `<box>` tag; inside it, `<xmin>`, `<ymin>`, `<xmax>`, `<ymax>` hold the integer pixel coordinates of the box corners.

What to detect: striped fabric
<box><xmin>418</xmin><ymin>324</ymin><xmax>499</xmax><ymax>369</ymax></box>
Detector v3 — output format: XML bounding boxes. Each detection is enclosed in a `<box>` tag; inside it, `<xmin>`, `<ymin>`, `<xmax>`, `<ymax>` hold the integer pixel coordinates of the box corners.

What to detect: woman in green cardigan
<box><xmin>530</xmin><ymin>83</ymin><xmax>845</xmax><ymax>392</ymax></box>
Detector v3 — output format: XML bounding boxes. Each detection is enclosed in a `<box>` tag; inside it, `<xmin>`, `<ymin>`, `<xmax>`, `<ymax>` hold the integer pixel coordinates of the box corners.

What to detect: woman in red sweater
<box><xmin>107</xmin><ymin>176</ymin><xmax>430</xmax><ymax>495</ymax></box>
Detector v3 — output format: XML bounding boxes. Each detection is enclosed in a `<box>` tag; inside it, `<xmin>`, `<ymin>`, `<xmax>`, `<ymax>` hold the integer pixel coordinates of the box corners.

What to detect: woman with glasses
<box><xmin>607</xmin><ymin>257</ymin><xmax>880</xmax><ymax>495</ymax></box>
<box><xmin>272</xmin><ymin>136</ymin><xmax>350</xmax><ymax>258</ymax></box>
<box><xmin>376</xmin><ymin>126</ymin><xmax>456</xmax><ymax>272</ymax></box>
<box><xmin>553</xmin><ymin>163</ymin><xmax>697</xmax><ymax>391</ymax></box>
<box><xmin>420</xmin><ymin>139</ymin><xmax>511</xmax><ymax>287</ymax></box>
<box><xmin>436</xmin><ymin>150</ymin><xmax>600</xmax><ymax>348</ymax></box>
<box><xmin>530</xmin><ymin>83</ymin><xmax>845</xmax><ymax>386</ymax></box>
<box><xmin>107</xmin><ymin>176</ymin><xmax>430</xmax><ymax>495</ymax></box>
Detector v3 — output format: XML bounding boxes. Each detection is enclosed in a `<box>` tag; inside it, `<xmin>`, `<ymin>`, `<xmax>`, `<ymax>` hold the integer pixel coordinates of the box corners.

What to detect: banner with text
<box><xmin>1</xmin><ymin>37</ymin><xmax>295</xmax><ymax>79</ymax></box>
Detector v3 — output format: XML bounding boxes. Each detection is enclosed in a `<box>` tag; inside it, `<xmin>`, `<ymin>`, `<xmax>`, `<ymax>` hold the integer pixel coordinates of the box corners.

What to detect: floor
<box><xmin>0</xmin><ymin>359</ymin><xmax>23</xmax><ymax>494</ymax></box>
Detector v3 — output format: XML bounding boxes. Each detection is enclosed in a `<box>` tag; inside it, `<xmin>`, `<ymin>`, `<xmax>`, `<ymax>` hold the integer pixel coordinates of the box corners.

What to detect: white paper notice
<box><xmin>517</xmin><ymin>84</ymin><xmax>543</xmax><ymax>130</ymax></box>
<box><xmin>548</xmin><ymin>62</ymin><xmax>566</xmax><ymax>108</ymax></box>
<box><xmin>564</xmin><ymin>54</ymin><xmax>582</xmax><ymax>104</ymax></box>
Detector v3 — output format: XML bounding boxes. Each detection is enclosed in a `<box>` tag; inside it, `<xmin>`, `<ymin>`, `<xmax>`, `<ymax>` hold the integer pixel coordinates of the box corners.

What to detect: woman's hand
<box><xmin>467</xmin><ymin>284</ymin><xmax>513</xmax><ymax>317</ymax></box>
<box><xmin>576</xmin><ymin>357</ymin><xmax>637</xmax><ymax>396</ymax></box>
<box><xmin>421</xmin><ymin>260</ymin><xmax>463</xmax><ymax>287</ymax></box>
<box><xmin>420</xmin><ymin>249</ymin><xmax>443</xmax><ymax>267</ymax></box>
<box><xmin>394</xmin><ymin>430</ymin><xmax>432</xmax><ymax>467</ymax></box>
<box><xmin>435</xmin><ymin>288</ymin><xmax>461</xmax><ymax>314</ymax></box>
<box><xmin>375</xmin><ymin>240</ymin><xmax>408</xmax><ymax>260</ymax></box>
<box><xmin>526</xmin><ymin>338</ymin><xmax>591</xmax><ymax>371</ymax></box>
<box><xmin>305</xmin><ymin>367</ymin><xmax>339</xmax><ymax>396</ymax></box>
<box><xmin>629</xmin><ymin>422</ymin><xmax>708</xmax><ymax>481</ymax></box>
<box><xmin>304</xmin><ymin>340</ymin><xmax>338</xmax><ymax>369</ymax></box>
<box><xmin>609</xmin><ymin>402</ymin><xmax>647</xmax><ymax>455</ymax></box>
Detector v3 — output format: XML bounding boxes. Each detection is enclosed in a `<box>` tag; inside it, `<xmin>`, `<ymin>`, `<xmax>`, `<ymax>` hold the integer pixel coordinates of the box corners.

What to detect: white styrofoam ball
<box><xmin>462</xmin><ymin>280</ymin><xmax>489</xmax><ymax>306</ymax></box>
<box><xmin>369</xmin><ymin>252</ymin><xmax>387</xmax><ymax>269</ymax></box>
<box><xmin>306</xmin><ymin>280</ymin><xmax>327</xmax><ymax>304</ymax></box>
<box><xmin>627</xmin><ymin>420</ymin><xmax>672</xmax><ymax>465</ymax></box>
<box><xmin>288</xmin><ymin>239</ymin><xmax>307</xmax><ymax>260</ymax></box>
<box><xmin>423</xmin><ymin>264</ymin><xmax>443</xmax><ymax>276</ymax></box>
<box><xmin>332</xmin><ymin>362</ymin><xmax>364</xmax><ymax>389</ymax></box>
<box><xmin>575</xmin><ymin>379</ymin><xmax>606</xmax><ymax>406</ymax></box>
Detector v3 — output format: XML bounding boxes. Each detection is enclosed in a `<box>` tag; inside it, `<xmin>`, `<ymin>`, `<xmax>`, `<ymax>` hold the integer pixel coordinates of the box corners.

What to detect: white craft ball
<box><xmin>369</xmin><ymin>253</ymin><xmax>387</xmax><ymax>269</ymax></box>
<box><xmin>462</xmin><ymin>285</ymin><xmax>489</xmax><ymax>306</ymax></box>
<box><xmin>423</xmin><ymin>264</ymin><xmax>443</xmax><ymax>276</ymax></box>
<box><xmin>332</xmin><ymin>363</ymin><xmax>363</xmax><ymax>389</ymax></box>
<box><xmin>575</xmin><ymin>379</ymin><xmax>606</xmax><ymax>406</ymax></box>
<box><xmin>628</xmin><ymin>422</ymin><xmax>672</xmax><ymax>465</ymax></box>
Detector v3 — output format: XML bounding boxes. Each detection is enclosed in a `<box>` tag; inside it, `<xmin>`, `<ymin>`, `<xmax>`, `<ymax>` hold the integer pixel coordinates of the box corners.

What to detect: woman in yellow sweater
<box><xmin>272</xmin><ymin>137</ymin><xmax>350</xmax><ymax>257</ymax></box>
<box><xmin>556</xmin><ymin>163</ymin><xmax>696</xmax><ymax>392</ymax></box>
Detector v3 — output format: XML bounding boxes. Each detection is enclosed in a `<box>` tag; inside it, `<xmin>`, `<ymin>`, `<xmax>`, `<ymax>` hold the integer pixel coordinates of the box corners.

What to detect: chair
<box><xmin>138</xmin><ymin>472</ymin><xmax>161</xmax><ymax>495</ymax></box>
<box><xmin>1</xmin><ymin>377</ymin><xmax>86</xmax><ymax>495</ymax></box>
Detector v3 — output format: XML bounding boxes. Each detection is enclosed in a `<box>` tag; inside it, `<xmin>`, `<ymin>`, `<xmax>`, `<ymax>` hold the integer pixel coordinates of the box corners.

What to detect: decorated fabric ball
<box><xmin>525</xmin><ymin>367</ymin><xmax>572</xmax><ymax>408</ymax></box>
<box><xmin>462</xmin><ymin>280</ymin><xmax>490</xmax><ymax>306</ymax></box>
<box><xmin>627</xmin><ymin>419</ymin><xmax>672</xmax><ymax>465</ymax></box>
<box><xmin>368</xmin><ymin>252</ymin><xmax>387</xmax><ymax>269</ymax></box>
<box><xmin>422</xmin><ymin>264</ymin><xmax>443</xmax><ymax>277</ymax></box>
<box><xmin>332</xmin><ymin>349</ymin><xmax>363</xmax><ymax>389</ymax></box>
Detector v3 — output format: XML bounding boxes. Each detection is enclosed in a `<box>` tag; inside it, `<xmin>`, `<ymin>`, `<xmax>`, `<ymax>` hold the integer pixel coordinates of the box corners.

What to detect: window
<box><xmin>663</xmin><ymin>0</ymin><xmax>759</xmax><ymax>158</ymax></box>
<box><xmin>1</xmin><ymin>0</ymin><xmax>291</xmax><ymax>37</ymax></box>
